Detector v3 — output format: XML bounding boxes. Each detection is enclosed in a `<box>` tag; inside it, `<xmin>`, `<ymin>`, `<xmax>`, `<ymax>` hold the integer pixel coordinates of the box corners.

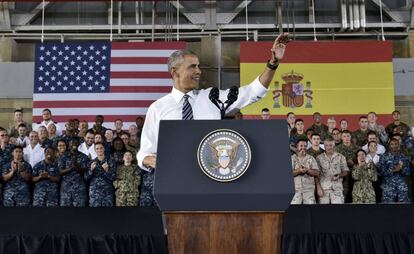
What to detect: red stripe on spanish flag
<box><xmin>240</xmin><ymin>41</ymin><xmax>393</xmax><ymax>63</ymax></box>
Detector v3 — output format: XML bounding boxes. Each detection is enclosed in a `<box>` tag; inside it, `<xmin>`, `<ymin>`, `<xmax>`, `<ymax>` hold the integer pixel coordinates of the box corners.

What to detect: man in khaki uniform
<box><xmin>317</xmin><ymin>138</ymin><xmax>349</xmax><ymax>204</ymax></box>
<box><xmin>291</xmin><ymin>139</ymin><xmax>320</xmax><ymax>204</ymax></box>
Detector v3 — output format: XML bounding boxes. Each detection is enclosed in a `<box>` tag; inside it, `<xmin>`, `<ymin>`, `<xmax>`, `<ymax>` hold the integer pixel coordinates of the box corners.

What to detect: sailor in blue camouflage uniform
<box><xmin>85</xmin><ymin>142</ymin><xmax>116</xmax><ymax>207</ymax></box>
<box><xmin>378</xmin><ymin>138</ymin><xmax>411</xmax><ymax>203</ymax></box>
<box><xmin>0</xmin><ymin>128</ymin><xmax>14</xmax><ymax>204</ymax></box>
<box><xmin>59</xmin><ymin>139</ymin><xmax>89</xmax><ymax>207</ymax></box>
<box><xmin>2</xmin><ymin>146</ymin><xmax>32</xmax><ymax>207</ymax></box>
<box><xmin>0</xmin><ymin>128</ymin><xmax>14</xmax><ymax>164</ymax></box>
<box><xmin>32</xmin><ymin>147</ymin><xmax>61</xmax><ymax>207</ymax></box>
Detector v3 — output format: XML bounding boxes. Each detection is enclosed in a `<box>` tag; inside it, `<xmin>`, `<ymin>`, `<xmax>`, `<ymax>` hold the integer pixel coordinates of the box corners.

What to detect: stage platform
<box><xmin>0</xmin><ymin>207</ymin><xmax>167</xmax><ymax>254</ymax></box>
<box><xmin>282</xmin><ymin>204</ymin><xmax>414</xmax><ymax>254</ymax></box>
<box><xmin>0</xmin><ymin>205</ymin><xmax>412</xmax><ymax>254</ymax></box>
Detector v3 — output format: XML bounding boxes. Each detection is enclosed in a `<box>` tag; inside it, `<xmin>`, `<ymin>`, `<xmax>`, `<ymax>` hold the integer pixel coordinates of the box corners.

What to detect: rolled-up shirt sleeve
<box><xmin>137</xmin><ymin>104</ymin><xmax>159</xmax><ymax>171</ymax></box>
<box><xmin>220</xmin><ymin>76</ymin><xmax>269</xmax><ymax>113</ymax></box>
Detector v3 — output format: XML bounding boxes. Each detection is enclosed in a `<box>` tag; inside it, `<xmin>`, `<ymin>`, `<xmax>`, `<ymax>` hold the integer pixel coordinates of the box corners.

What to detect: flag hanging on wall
<box><xmin>240</xmin><ymin>41</ymin><xmax>395</xmax><ymax>130</ymax></box>
<box><xmin>33</xmin><ymin>41</ymin><xmax>186</xmax><ymax>130</ymax></box>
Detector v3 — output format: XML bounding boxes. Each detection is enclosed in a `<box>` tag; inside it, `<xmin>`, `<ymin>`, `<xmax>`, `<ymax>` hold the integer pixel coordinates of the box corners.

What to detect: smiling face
<box><xmin>95</xmin><ymin>143</ymin><xmax>105</xmax><ymax>157</ymax></box>
<box><xmin>171</xmin><ymin>54</ymin><xmax>201</xmax><ymax>93</ymax></box>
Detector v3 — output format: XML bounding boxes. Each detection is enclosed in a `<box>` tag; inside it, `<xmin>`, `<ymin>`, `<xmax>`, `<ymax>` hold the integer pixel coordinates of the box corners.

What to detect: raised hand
<box><xmin>270</xmin><ymin>33</ymin><xmax>290</xmax><ymax>64</ymax></box>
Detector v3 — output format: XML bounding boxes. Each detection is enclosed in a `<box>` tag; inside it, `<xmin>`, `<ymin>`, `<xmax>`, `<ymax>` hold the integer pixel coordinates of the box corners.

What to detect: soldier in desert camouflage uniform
<box><xmin>114</xmin><ymin>151</ymin><xmax>141</xmax><ymax>206</ymax></box>
<box><xmin>291</xmin><ymin>139</ymin><xmax>320</xmax><ymax>204</ymax></box>
<box><xmin>317</xmin><ymin>138</ymin><xmax>349</xmax><ymax>204</ymax></box>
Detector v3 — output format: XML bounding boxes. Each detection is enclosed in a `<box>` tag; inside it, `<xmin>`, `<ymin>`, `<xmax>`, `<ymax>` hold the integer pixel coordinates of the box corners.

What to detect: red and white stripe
<box><xmin>32</xmin><ymin>41</ymin><xmax>186</xmax><ymax>131</ymax></box>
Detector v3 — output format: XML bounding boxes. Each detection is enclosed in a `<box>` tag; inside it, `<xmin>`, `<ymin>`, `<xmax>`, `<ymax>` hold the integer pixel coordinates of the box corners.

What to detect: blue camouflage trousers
<box><xmin>33</xmin><ymin>185</ymin><xmax>59</xmax><ymax>207</ymax></box>
<box><xmin>381</xmin><ymin>178</ymin><xmax>410</xmax><ymax>203</ymax></box>
<box><xmin>139</xmin><ymin>170</ymin><xmax>157</xmax><ymax>207</ymax></box>
<box><xmin>89</xmin><ymin>186</ymin><xmax>114</xmax><ymax>207</ymax></box>
<box><xmin>60</xmin><ymin>181</ymin><xmax>87</xmax><ymax>207</ymax></box>
<box><xmin>3</xmin><ymin>186</ymin><xmax>30</xmax><ymax>207</ymax></box>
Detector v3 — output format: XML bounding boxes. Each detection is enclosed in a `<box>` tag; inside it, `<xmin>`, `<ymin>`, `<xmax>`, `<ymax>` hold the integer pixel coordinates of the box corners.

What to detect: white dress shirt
<box><xmin>16</xmin><ymin>136</ymin><xmax>30</xmax><ymax>148</ymax></box>
<box><xmin>137</xmin><ymin>76</ymin><xmax>268</xmax><ymax>170</ymax></box>
<box><xmin>362</xmin><ymin>143</ymin><xmax>386</xmax><ymax>155</ymax></box>
<box><xmin>33</xmin><ymin>120</ymin><xmax>63</xmax><ymax>136</ymax></box>
<box><xmin>366</xmin><ymin>153</ymin><xmax>380</xmax><ymax>166</ymax></box>
<box><xmin>78</xmin><ymin>143</ymin><xmax>97</xmax><ymax>160</ymax></box>
<box><xmin>23</xmin><ymin>143</ymin><xmax>45</xmax><ymax>168</ymax></box>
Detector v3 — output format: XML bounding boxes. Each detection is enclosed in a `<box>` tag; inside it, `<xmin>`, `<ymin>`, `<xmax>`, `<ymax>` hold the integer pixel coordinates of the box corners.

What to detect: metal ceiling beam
<box><xmin>218</xmin><ymin>0</ymin><xmax>252</xmax><ymax>24</ymax></box>
<box><xmin>12</xmin><ymin>2</ymin><xmax>51</xmax><ymax>26</ymax></box>
<box><xmin>0</xmin><ymin>2</ymin><xmax>11</xmax><ymax>31</ymax></box>
<box><xmin>11</xmin><ymin>21</ymin><xmax>407</xmax><ymax>33</ymax></box>
<box><xmin>370</xmin><ymin>0</ymin><xmax>405</xmax><ymax>23</ymax></box>
<box><xmin>410</xmin><ymin>0</ymin><xmax>414</xmax><ymax>28</ymax></box>
<box><xmin>169</xmin><ymin>1</ymin><xmax>204</xmax><ymax>24</ymax></box>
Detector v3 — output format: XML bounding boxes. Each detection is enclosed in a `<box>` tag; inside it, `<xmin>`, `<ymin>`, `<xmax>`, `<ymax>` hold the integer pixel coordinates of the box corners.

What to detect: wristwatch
<box><xmin>267</xmin><ymin>60</ymin><xmax>279</xmax><ymax>70</ymax></box>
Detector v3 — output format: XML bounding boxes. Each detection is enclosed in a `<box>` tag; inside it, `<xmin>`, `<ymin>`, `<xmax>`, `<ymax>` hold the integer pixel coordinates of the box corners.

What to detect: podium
<box><xmin>154</xmin><ymin>120</ymin><xmax>294</xmax><ymax>254</ymax></box>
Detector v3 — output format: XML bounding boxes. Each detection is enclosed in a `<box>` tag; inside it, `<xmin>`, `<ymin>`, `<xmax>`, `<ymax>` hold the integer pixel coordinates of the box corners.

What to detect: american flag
<box><xmin>33</xmin><ymin>41</ymin><xmax>186</xmax><ymax>130</ymax></box>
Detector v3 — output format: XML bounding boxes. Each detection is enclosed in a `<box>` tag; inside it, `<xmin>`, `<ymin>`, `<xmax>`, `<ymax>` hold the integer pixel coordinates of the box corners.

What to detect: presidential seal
<box><xmin>197</xmin><ymin>129</ymin><xmax>251</xmax><ymax>182</ymax></box>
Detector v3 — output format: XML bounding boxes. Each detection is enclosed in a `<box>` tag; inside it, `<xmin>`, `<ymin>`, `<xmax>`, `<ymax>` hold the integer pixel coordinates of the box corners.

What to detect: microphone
<box><xmin>209</xmin><ymin>87</ymin><xmax>221</xmax><ymax>110</ymax></box>
<box><xmin>224</xmin><ymin>86</ymin><xmax>239</xmax><ymax>110</ymax></box>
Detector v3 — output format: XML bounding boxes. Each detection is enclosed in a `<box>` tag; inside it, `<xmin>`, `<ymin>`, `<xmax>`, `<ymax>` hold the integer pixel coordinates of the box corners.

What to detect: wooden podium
<box><xmin>165</xmin><ymin>211</ymin><xmax>284</xmax><ymax>254</ymax></box>
<box><xmin>154</xmin><ymin>120</ymin><xmax>293</xmax><ymax>254</ymax></box>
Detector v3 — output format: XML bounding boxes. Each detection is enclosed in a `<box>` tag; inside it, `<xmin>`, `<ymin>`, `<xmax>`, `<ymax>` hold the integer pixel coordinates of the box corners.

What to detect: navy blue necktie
<box><xmin>182</xmin><ymin>94</ymin><xmax>193</xmax><ymax>120</ymax></box>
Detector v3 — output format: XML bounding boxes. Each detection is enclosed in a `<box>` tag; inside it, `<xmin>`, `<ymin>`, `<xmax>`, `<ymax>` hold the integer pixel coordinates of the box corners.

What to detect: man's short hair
<box><xmin>389</xmin><ymin>138</ymin><xmax>399</xmax><ymax>144</ymax></box>
<box><xmin>14</xmin><ymin>109</ymin><xmax>23</xmax><ymax>114</ymax></box>
<box><xmin>359</xmin><ymin>115</ymin><xmax>367</xmax><ymax>120</ymax></box>
<box><xmin>86</xmin><ymin>130</ymin><xmax>96</xmax><ymax>136</ymax></box>
<box><xmin>17</xmin><ymin>123</ymin><xmax>26</xmax><ymax>129</ymax></box>
<box><xmin>261</xmin><ymin>108</ymin><xmax>270</xmax><ymax>113</ymax></box>
<box><xmin>390</xmin><ymin>133</ymin><xmax>402</xmax><ymax>139</ymax></box>
<box><xmin>12</xmin><ymin>145</ymin><xmax>23</xmax><ymax>152</ymax></box>
<box><xmin>392</xmin><ymin>110</ymin><xmax>400</xmax><ymax>114</ymax></box>
<box><xmin>295</xmin><ymin>119</ymin><xmax>304</xmax><ymax>124</ymax></box>
<box><xmin>286</xmin><ymin>112</ymin><xmax>294</xmax><ymax>117</ymax></box>
<box><xmin>167</xmin><ymin>49</ymin><xmax>197</xmax><ymax>73</ymax></box>
<box><xmin>342</xmin><ymin>130</ymin><xmax>352</xmax><ymax>135</ymax></box>
<box><xmin>324</xmin><ymin>137</ymin><xmax>335</xmax><ymax>143</ymax></box>
<box><xmin>42</xmin><ymin>108</ymin><xmax>51</xmax><ymax>114</ymax></box>
<box><xmin>367</xmin><ymin>130</ymin><xmax>377</xmax><ymax>137</ymax></box>
<box><xmin>313</xmin><ymin>112</ymin><xmax>321</xmax><ymax>116</ymax></box>
<box><xmin>306</xmin><ymin>128</ymin><xmax>314</xmax><ymax>135</ymax></box>
<box><xmin>368</xmin><ymin>111</ymin><xmax>377</xmax><ymax>116</ymax></box>
<box><xmin>310</xmin><ymin>133</ymin><xmax>320</xmax><ymax>139</ymax></box>
<box><xmin>296</xmin><ymin>138</ymin><xmax>308</xmax><ymax>146</ymax></box>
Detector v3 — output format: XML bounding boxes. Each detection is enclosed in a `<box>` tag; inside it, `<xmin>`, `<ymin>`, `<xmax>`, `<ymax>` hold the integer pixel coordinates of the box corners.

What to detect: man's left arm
<box><xmin>224</xmin><ymin>33</ymin><xmax>289</xmax><ymax>112</ymax></box>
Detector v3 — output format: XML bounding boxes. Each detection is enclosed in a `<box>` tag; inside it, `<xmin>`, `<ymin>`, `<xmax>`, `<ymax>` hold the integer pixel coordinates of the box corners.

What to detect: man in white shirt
<box><xmin>33</xmin><ymin>108</ymin><xmax>63</xmax><ymax>136</ymax></box>
<box><xmin>362</xmin><ymin>131</ymin><xmax>386</xmax><ymax>155</ymax></box>
<box><xmin>78</xmin><ymin>130</ymin><xmax>97</xmax><ymax>160</ymax></box>
<box><xmin>137</xmin><ymin>33</ymin><xmax>290</xmax><ymax>171</ymax></box>
<box><xmin>23</xmin><ymin>131</ymin><xmax>45</xmax><ymax>168</ymax></box>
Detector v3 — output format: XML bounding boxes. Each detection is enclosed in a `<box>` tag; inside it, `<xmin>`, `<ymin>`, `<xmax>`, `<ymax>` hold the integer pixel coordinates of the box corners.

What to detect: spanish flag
<box><xmin>240</xmin><ymin>41</ymin><xmax>394</xmax><ymax>128</ymax></box>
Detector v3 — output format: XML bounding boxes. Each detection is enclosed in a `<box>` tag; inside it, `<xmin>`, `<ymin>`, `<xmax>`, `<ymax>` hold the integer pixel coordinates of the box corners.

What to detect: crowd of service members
<box><xmin>279</xmin><ymin>109</ymin><xmax>414</xmax><ymax>204</ymax></box>
<box><xmin>1</xmin><ymin>107</ymin><xmax>413</xmax><ymax>207</ymax></box>
<box><xmin>0</xmin><ymin>108</ymin><xmax>147</xmax><ymax>207</ymax></box>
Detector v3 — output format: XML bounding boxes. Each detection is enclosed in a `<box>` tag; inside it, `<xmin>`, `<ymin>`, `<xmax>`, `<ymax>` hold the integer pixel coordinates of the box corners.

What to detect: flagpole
<box><xmin>41</xmin><ymin>0</ymin><xmax>45</xmax><ymax>42</ymax></box>
<box><xmin>379</xmin><ymin>0</ymin><xmax>385</xmax><ymax>41</ymax></box>
<box><xmin>110</xmin><ymin>0</ymin><xmax>113</xmax><ymax>42</ymax></box>
<box><xmin>312</xmin><ymin>0</ymin><xmax>317</xmax><ymax>41</ymax></box>
<box><xmin>176</xmin><ymin>0</ymin><xmax>180</xmax><ymax>41</ymax></box>
<box><xmin>245</xmin><ymin>0</ymin><xmax>249</xmax><ymax>41</ymax></box>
